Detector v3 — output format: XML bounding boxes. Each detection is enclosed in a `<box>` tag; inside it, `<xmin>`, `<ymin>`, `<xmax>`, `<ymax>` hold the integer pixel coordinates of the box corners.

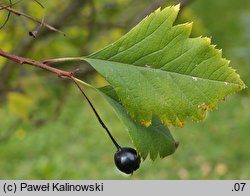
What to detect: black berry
<box><xmin>114</xmin><ymin>147</ymin><xmax>141</xmax><ymax>174</ymax></box>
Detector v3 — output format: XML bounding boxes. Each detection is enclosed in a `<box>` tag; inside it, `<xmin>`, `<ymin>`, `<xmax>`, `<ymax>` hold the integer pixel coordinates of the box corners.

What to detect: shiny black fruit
<box><xmin>114</xmin><ymin>147</ymin><xmax>141</xmax><ymax>174</ymax></box>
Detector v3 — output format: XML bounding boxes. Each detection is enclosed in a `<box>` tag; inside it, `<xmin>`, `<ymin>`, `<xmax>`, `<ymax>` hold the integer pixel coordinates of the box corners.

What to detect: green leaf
<box><xmin>84</xmin><ymin>4</ymin><xmax>245</xmax><ymax>127</ymax></box>
<box><xmin>99</xmin><ymin>85</ymin><xmax>177</xmax><ymax>160</ymax></box>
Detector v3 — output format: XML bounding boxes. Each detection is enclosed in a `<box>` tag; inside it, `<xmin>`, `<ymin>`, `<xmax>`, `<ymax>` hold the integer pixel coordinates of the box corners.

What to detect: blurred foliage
<box><xmin>0</xmin><ymin>0</ymin><xmax>249</xmax><ymax>179</ymax></box>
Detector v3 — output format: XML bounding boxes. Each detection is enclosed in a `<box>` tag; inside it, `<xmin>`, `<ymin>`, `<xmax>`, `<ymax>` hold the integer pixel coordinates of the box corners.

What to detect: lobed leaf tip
<box><xmin>240</xmin><ymin>81</ymin><xmax>246</xmax><ymax>90</ymax></box>
<box><xmin>204</xmin><ymin>37</ymin><xmax>211</xmax><ymax>44</ymax></box>
<box><xmin>210</xmin><ymin>44</ymin><xmax>217</xmax><ymax>49</ymax></box>
<box><xmin>183</xmin><ymin>22</ymin><xmax>193</xmax><ymax>29</ymax></box>
<box><xmin>174</xmin><ymin>3</ymin><xmax>181</xmax><ymax>11</ymax></box>
<box><xmin>159</xmin><ymin>4</ymin><xmax>180</xmax><ymax>13</ymax></box>
<box><xmin>155</xmin><ymin>7</ymin><xmax>161</xmax><ymax>13</ymax></box>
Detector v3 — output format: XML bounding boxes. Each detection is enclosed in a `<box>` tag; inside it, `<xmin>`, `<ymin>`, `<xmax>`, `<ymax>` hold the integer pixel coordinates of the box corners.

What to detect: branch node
<box><xmin>70</xmin><ymin>68</ymin><xmax>80</xmax><ymax>77</ymax></box>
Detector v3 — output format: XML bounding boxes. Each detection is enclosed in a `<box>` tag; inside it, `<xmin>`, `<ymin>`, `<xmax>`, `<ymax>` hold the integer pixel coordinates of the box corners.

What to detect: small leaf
<box><xmin>84</xmin><ymin>5</ymin><xmax>245</xmax><ymax>127</ymax></box>
<box><xmin>99</xmin><ymin>85</ymin><xmax>177</xmax><ymax>160</ymax></box>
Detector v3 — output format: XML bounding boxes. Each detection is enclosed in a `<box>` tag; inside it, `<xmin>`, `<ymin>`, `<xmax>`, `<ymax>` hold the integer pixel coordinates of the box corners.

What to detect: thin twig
<box><xmin>32</xmin><ymin>0</ymin><xmax>44</xmax><ymax>8</ymax></box>
<box><xmin>0</xmin><ymin>0</ymin><xmax>91</xmax><ymax>94</ymax></box>
<box><xmin>0</xmin><ymin>2</ymin><xmax>65</xmax><ymax>35</ymax></box>
<box><xmin>0</xmin><ymin>49</ymin><xmax>71</xmax><ymax>77</ymax></box>
<box><xmin>0</xmin><ymin>0</ymin><xmax>12</xmax><ymax>30</ymax></box>
<box><xmin>0</xmin><ymin>0</ymin><xmax>22</xmax><ymax>10</ymax></box>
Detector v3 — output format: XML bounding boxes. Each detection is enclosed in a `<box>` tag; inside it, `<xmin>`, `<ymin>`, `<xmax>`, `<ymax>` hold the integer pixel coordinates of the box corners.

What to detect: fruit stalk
<box><xmin>70</xmin><ymin>76</ymin><xmax>121</xmax><ymax>150</ymax></box>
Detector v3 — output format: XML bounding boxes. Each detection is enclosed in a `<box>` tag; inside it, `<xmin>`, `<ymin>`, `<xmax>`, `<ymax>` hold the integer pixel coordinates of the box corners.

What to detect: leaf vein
<box><xmin>108</xmin><ymin>15</ymin><xmax>171</xmax><ymax>60</ymax></box>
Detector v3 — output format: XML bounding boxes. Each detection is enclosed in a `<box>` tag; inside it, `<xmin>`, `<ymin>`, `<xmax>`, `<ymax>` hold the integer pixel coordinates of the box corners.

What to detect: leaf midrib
<box><xmin>85</xmin><ymin>57</ymin><xmax>242</xmax><ymax>87</ymax></box>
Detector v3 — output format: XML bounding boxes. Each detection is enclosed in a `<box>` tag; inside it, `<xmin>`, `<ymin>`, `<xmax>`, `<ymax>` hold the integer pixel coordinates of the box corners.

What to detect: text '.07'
<box><xmin>231</xmin><ymin>182</ymin><xmax>246</xmax><ymax>192</ymax></box>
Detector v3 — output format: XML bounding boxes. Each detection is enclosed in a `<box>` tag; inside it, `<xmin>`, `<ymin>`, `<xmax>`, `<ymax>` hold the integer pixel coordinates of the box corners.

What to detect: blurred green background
<box><xmin>0</xmin><ymin>0</ymin><xmax>249</xmax><ymax>179</ymax></box>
